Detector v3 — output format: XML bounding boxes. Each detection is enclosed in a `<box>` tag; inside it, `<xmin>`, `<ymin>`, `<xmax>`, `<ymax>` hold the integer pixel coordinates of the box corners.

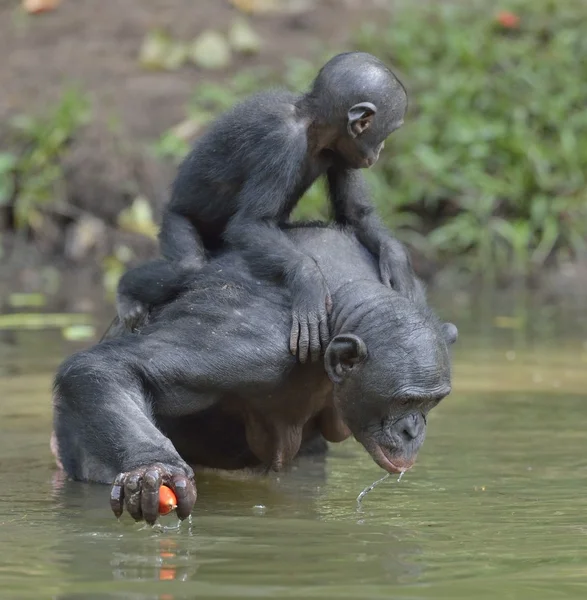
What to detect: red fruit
<box><xmin>158</xmin><ymin>485</ymin><xmax>178</xmax><ymax>515</ymax></box>
<box><xmin>496</xmin><ymin>10</ymin><xmax>520</xmax><ymax>29</ymax></box>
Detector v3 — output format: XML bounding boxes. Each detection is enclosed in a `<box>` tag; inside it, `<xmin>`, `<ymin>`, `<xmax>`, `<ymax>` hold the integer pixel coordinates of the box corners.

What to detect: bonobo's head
<box><xmin>324</xmin><ymin>298</ymin><xmax>457</xmax><ymax>474</ymax></box>
<box><xmin>306</xmin><ymin>52</ymin><xmax>408</xmax><ymax>169</ymax></box>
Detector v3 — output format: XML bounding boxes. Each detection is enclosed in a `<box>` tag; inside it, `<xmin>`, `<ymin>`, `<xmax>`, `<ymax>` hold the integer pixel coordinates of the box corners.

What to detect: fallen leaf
<box><xmin>189</xmin><ymin>30</ymin><xmax>232</xmax><ymax>70</ymax></box>
<box><xmin>229</xmin><ymin>18</ymin><xmax>262</xmax><ymax>55</ymax></box>
<box><xmin>117</xmin><ymin>196</ymin><xmax>158</xmax><ymax>239</ymax></box>
<box><xmin>139</xmin><ymin>30</ymin><xmax>186</xmax><ymax>71</ymax></box>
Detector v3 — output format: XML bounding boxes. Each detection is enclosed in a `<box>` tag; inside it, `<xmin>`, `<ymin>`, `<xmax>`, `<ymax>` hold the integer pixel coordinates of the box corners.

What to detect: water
<box><xmin>1</xmin><ymin>294</ymin><xmax>587</xmax><ymax>599</ymax></box>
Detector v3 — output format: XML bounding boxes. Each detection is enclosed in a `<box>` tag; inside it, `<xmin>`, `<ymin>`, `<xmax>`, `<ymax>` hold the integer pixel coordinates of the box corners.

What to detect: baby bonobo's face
<box><xmin>335</xmin><ymin>111</ymin><xmax>405</xmax><ymax>170</ymax></box>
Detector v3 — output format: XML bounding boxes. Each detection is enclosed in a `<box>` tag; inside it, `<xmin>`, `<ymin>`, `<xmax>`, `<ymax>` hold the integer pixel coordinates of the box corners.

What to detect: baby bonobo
<box><xmin>117</xmin><ymin>51</ymin><xmax>415</xmax><ymax>362</ymax></box>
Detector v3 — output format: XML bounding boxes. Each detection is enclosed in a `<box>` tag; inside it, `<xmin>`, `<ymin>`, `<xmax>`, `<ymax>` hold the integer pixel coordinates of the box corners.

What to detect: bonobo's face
<box><xmin>333</xmin><ymin>93</ymin><xmax>407</xmax><ymax>170</ymax></box>
<box><xmin>324</xmin><ymin>315</ymin><xmax>457</xmax><ymax>474</ymax></box>
<box><xmin>335</xmin><ymin>121</ymin><xmax>402</xmax><ymax>170</ymax></box>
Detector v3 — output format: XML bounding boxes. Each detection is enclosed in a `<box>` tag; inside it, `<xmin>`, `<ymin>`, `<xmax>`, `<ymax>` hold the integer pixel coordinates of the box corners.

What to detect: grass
<box><xmin>355</xmin><ymin>0</ymin><xmax>587</xmax><ymax>279</ymax></box>
<box><xmin>0</xmin><ymin>89</ymin><xmax>90</xmax><ymax>232</ymax></box>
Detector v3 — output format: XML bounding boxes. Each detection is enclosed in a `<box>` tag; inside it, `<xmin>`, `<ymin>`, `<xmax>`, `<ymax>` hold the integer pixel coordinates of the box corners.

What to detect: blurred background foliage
<box><xmin>153</xmin><ymin>0</ymin><xmax>587</xmax><ymax>281</ymax></box>
<box><xmin>1</xmin><ymin>0</ymin><xmax>586</xmax><ymax>293</ymax></box>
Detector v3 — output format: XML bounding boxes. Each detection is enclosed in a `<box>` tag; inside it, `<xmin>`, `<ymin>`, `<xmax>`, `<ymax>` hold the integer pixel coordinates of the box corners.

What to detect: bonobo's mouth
<box><xmin>358</xmin><ymin>437</ymin><xmax>417</xmax><ymax>474</ymax></box>
<box><xmin>369</xmin><ymin>444</ymin><xmax>416</xmax><ymax>474</ymax></box>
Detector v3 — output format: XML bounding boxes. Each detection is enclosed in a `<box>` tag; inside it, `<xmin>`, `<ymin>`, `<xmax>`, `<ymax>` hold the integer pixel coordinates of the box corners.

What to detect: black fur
<box><xmin>117</xmin><ymin>52</ymin><xmax>414</xmax><ymax>362</ymax></box>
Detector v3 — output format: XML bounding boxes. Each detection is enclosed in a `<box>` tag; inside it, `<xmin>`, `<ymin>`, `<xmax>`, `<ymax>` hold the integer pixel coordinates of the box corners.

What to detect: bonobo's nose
<box><xmin>395</xmin><ymin>413</ymin><xmax>425</xmax><ymax>442</ymax></box>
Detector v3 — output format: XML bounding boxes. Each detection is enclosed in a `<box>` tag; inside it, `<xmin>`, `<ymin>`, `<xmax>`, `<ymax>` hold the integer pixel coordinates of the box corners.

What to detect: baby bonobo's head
<box><xmin>306</xmin><ymin>52</ymin><xmax>408</xmax><ymax>169</ymax></box>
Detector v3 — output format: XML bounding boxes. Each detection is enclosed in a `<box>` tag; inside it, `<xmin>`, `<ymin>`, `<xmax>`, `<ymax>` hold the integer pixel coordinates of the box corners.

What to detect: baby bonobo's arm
<box><xmin>327</xmin><ymin>167</ymin><xmax>417</xmax><ymax>301</ymax></box>
<box><xmin>223</xmin><ymin>127</ymin><xmax>330</xmax><ymax>364</ymax></box>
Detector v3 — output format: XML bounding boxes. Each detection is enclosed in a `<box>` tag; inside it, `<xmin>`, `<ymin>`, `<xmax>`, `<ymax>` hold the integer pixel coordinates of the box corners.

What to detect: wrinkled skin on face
<box><xmin>325</xmin><ymin>304</ymin><xmax>457</xmax><ymax>474</ymax></box>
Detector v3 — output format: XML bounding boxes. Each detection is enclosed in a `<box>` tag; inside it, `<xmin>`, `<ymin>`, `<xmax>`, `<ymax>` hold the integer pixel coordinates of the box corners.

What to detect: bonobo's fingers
<box><xmin>379</xmin><ymin>255</ymin><xmax>393</xmax><ymax>289</ymax></box>
<box><xmin>379</xmin><ymin>241</ymin><xmax>416</xmax><ymax>299</ymax></box>
<box><xmin>110</xmin><ymin>463</ymin><xmax>196</xmax><ymax>524</ymax></box>
<box><xmin>319</xmin><ymin>316</ymin><xmax>330</xmax><ymax>356</ymax></box>
<box><xmin>124</xmin><ymin>471</ymin><xmax>144</xmax><ymax>522</ymax></box>
<box><xmin>325</xmin><ymin>292</ymin><xmax>333</xmax><ymax>315</ymax></box>
<box><xmin>289</xmin><ymin>315</ymin><xmax>301</xmax><ymax>357</ymax></box>
<box><xmin>110</xmin><ymin>473</ymin><xmax>125</xmax><ymax>518</ymax></box>
<box><xmin>171</xmin><ymin>474</ymin><xmax>197</xmax><ymax>520</ymax></box>
<box><xmin>290</xmin><ymin>267</ymin><xmax>331</xmax><ymax>363</ymax></box>
<box><xmin>297</xmin><ymin>317</ymin><xmax>310</xmax><ymax>364</ymax></box>
<box><xmin>308</xmin><ymin>318</ymin><xmax>321</xmax><ymax>363</ymax></box>
<box><xmin>141</xmin><ymin>467</ymin><xmax>162</xmax><ymax>525</ymax></box>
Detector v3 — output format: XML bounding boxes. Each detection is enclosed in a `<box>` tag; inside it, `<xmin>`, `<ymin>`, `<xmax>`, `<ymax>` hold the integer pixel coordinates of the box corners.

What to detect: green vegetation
<box><xmin>356</xmin><ymin>0</ymin><xmax>587</xmax><ymax>279</ymax></box>
<box><xmin>156</xmin><ymin>0</ymin><xmax>587</xmax><ymax>280</ymax></box>
<box><xmin>0</xmin><ymin>89</ymin><xmax>90</xmax><ymax>232</ymax></box>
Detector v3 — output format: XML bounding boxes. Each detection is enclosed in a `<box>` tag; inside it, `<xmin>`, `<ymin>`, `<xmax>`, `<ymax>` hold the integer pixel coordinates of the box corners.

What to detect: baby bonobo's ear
<box><xmin>347</xmin><ymin>102</ymin><xmax>377</xmax><ymax>138</ymax></box>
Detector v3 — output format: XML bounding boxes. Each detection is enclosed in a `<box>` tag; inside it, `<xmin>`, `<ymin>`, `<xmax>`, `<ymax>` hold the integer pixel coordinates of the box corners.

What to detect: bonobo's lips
<box><xmin>365</xmin><ymin>443</ymin><xmax>416</xmax><ymax>474</ymax></box>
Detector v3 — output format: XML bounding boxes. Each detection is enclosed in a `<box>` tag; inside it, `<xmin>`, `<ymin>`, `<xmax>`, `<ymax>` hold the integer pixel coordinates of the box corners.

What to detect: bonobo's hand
<box><xmin>378</xmin><ymin>239</ymin><xmax>417</xmax><ymax>301</ymax></box>
<box><xmin>110</xmin><ymin>463</ymin><xmax>196</xmax><ymax>525</ymax></box>
<box><xmin>289</xmin><ymin>263</ymin><xmax>332</xmax><ymax>364</ymax></box>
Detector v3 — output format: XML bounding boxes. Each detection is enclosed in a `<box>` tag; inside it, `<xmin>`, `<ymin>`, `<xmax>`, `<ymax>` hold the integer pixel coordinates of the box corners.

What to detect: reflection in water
<box><xmin>1</xmin><ymin>294</ymin><xmax>587</xmax><ymax>599</ymax></box>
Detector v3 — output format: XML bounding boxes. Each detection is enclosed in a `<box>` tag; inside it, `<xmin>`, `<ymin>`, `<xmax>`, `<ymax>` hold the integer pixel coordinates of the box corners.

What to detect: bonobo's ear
<box><xmin>325</xmin><ymin>334</ymin><xmax>368</xmax><ymax>384</ymax></box>
<box><xmin>347</xmin><ymin>102</ymin><xmax>377</xmax><ymax>138</ymax></box>
<box><xmin>442</xmin><ymin>323</ymin><xmax>458</xmax><ymax>345</ymax></box>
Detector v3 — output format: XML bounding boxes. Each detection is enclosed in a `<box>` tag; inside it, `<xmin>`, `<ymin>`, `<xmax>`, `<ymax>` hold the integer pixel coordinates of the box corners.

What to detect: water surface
<box><xmin>1</xmin><ymin>294</ymin><xmax>586</xmax><ymax>599</ymax></box>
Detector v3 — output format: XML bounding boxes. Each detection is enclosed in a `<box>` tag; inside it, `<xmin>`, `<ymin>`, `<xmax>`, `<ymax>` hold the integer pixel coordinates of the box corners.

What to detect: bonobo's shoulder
<box><xmin>231</xmin><ymin>89</ymin><xmax>299</xmax><ymax>115</ymax></box>
<box><xmin>213</xmin><ymin>89</ymin><xmax>303</xmax><ymax>134</ymax></box>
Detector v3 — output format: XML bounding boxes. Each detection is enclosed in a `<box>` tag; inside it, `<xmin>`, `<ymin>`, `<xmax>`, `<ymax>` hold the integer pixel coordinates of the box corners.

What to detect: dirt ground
<box><xmin>0</xmin><ymin>0</ymin><xmax>389</xmax><ymax>312</ymax></box>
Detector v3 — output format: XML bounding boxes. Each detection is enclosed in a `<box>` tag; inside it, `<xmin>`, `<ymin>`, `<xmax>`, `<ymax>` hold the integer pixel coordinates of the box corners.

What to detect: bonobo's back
<box><xmin>282</xmin><ymin>224</ymin><xmax>419</xmax><ymax>300</ymax></box>
<box><xmin>171</xmin><ymin>89</ymin><xmax>302</xmax><ymax>220</ymax></box>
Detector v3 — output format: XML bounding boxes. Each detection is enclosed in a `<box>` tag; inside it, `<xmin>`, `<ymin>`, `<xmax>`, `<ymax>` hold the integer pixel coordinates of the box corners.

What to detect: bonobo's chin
<box><xmin>357</xmin><ymin>436</ymin><xmax>416</xmax><ymax>474</ymax></box>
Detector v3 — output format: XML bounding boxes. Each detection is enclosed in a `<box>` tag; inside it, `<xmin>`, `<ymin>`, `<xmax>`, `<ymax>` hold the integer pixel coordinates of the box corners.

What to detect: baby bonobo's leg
<box><xmin>116</xmin><ymin>258</ymin><xmax>202</xmax><ymax>332</ymax></box>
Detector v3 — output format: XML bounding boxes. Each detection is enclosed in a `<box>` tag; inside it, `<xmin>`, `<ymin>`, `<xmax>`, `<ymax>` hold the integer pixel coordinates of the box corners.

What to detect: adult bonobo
<box><xmin>52</xmin><ymin>224</ymin><xmax>457</xmax><ymax>525</ymax></box>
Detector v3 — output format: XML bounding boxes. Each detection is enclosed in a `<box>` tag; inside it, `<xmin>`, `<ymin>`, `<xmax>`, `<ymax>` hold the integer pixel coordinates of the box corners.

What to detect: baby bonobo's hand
<box><xmin>378</xmin><ymin>239</ymin><xmax>417</xmax><ymax>301</ymax></box>
<box><xmin>289</xmin><ymin>263</ymin><xmax>332</xmax><ymax>364</ymax></box>
<box><xmin>110</xmin><ymin>462</ymin><xmax>196</xmax><ymax>525</ymax></box>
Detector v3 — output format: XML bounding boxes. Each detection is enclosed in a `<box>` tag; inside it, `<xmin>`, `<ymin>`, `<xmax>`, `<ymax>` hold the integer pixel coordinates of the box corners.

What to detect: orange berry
<box><xmin>158</xmin><ymin>485</ymin><xmax>178</xmax><ymax>515</ymax></box>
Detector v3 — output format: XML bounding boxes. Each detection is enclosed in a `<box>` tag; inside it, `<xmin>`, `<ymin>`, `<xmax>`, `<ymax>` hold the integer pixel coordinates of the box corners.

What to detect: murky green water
<box><xmin>1</xmin><ymin>294</ymin><xmax>587</xmax><ymax>599</ymax></box>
